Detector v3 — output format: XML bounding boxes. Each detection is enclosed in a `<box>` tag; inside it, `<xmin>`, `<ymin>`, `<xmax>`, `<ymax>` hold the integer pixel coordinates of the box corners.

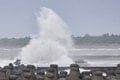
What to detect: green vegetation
<box><xmin>0</xmin><ymin>34</ymin><xmax>120</xmax><ymax>48</ymax></box>
<box><xmin>0</xmin><ymin>37</ymin><xmax>30</xmax><ymax>48</ymax></box>
<box><xmin>72</xmin><ymin>33</ymin><xmax>120</xmax><ymax>45</ymax></box>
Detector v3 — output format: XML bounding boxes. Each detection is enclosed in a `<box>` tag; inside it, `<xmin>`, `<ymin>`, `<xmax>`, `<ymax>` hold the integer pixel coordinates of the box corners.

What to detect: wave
<box><xmin>71</xmin><ymin>48</ymin><xmax>120</xmax><ymax>51</ymax></box>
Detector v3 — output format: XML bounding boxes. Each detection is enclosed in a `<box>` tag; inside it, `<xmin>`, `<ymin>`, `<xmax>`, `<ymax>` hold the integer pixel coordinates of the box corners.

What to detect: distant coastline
<box><xmin>0</xmin><ymin>33</ymin><xmax>120</xmax><ymax>48</ymax></box>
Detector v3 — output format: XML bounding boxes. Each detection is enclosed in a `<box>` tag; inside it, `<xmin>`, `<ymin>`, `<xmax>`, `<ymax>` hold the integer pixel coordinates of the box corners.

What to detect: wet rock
<box><xmin>9</xmin><ymin>75</ymin><xmax>17</xmax><ymax>80</ymax></box>
<box><xmin>0</xmin><ymin>69</ymin><xmax>7</xmax><ymax>80</ymax></box>
<box><xmin>106</xmin><ymin>70</ymin><xmax>117</xmax><ymax>80</ymax></box>
<box><xmin>116</xmin><ymin>70</ymin><xmax>120</xmax><ymax>80</ymax></box>
<box><xmin>36</xmin><ymin>71</ymin><xmax>45</xmax><ymax>80</ymax></box>
<box><xmin>46</xmin><ymin>68</ymin><xmax>56</xmax><ymax>80</ymax></box>
<box><xmin>50</xmin><ymin>64</ymin><xmax>58</xmax><ymax>80</ymax></box>
<box><xmin>58</xmin><ymin>71</ymin><xmax>67</xmax><ymax>80</ymax></box>
<box><xmin>23</xmin><ymin>72</ymin><xmax>33</xmax><ymax>80</ymax></box>
<box><xmin>66</xmin><ymin>64</ymin><xmax>80</xmax><ymax>80</ymax></box>
<box><xmin>27</xmin><ymin>65</ymin><xmax>36</xmax><ymax>75</ymax></box>
<box><xmin>45</xmin><ymin>72</ymin><xmax>54</xmax><ymax>80</ymax></box>
<box><xmin>91</xmin><ymin>70</ymin><xmax>104</xmax><ymax>80</ymax></box>
<box><xmin>117</xmin><ymin>64</ymin><xmax>120</xmax><ymax>70</ymax></box>
<box><xmin>81</xmin><ymin>71</ymin><xmax>91</xmax><ymax>80</ymax></box>
<box><xmin>3</xmin><ymin>65</ymin><xmax>13</xmax><ymax>80</ymax></box>
<box><xmin>83</xmin><ymin>76</ymin><xmax>91</xmax><ymax>80</ymax></box>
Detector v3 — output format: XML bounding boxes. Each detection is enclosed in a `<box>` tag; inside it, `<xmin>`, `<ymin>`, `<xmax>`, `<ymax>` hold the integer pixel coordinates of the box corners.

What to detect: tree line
<box><xmin>0</xmin><ymin>33</ymin><xmax>120</xmax><ymax>47</ymax></box>
<box><xmin>72</xmin><ymin>33</ymin><xmax>120</xmax><ymax>45</ymax></box>
<box><xmin>0</xmin><ymin>37</ymin><xmax>30</xmax><ymax>48</ymax></box>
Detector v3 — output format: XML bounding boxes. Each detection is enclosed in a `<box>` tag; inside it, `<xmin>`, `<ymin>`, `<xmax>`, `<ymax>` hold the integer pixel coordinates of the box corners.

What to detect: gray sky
<box><xmin>0</xmin><ymin>0</ymin><xmax>120</xmax><ymax>38</ymax></box>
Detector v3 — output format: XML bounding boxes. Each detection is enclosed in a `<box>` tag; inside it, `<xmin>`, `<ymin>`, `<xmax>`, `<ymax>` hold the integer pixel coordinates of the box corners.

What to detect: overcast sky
<box><xmin>0</xmin><ymin>0</ymin><xmax>120</xmax><ymax>38</ymax></box>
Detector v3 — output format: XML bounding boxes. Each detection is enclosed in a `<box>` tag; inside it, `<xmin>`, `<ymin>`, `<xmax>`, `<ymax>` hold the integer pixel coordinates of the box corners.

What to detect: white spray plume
<box><xmin>20</xmin><ymin>7</ymin><xmax>74</xmax><ymax>67</ymax></box>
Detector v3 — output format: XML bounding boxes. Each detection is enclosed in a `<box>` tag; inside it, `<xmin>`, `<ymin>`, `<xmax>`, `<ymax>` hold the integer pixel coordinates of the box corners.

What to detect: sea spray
<box><xmin>20</xmin><ymin>7</ymin><xmax>74</xmax><ymax>66</ymax></box>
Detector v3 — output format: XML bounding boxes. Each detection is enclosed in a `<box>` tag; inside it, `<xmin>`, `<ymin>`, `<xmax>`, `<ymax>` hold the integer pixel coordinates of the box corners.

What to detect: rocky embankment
<box><xmin>0</xmin><ymin>63</ymin><xmax>120</xmax><ymax>80</ymax></box>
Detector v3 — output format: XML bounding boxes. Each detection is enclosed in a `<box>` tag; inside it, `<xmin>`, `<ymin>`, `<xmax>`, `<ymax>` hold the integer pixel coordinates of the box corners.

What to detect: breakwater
<box><xmin>0</xmin><ymin>63</ymin><xmax>120</xmax><ymax>80</ymax></box>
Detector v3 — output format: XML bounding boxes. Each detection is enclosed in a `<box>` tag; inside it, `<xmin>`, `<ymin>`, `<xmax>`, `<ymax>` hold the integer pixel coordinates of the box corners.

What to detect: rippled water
<box><xmin>0</xmin><ymin>47</ymin><xmax>120</xmax><ymax>67</ymax></box>
<box><xmin>69</xmin><ymin>48</ymin><xmax>120</xmax><ymax>67</ymax></box>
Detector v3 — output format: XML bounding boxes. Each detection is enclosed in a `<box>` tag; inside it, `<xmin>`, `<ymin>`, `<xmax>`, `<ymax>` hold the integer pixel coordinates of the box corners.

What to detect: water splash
<box><xmin>20</xmin><ymin>7</ymin><xmax>74</xmax><ymax>66</ymax></box>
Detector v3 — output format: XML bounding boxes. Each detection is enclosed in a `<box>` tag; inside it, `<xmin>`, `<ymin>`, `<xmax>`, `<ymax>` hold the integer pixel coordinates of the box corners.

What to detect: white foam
<box><xmin>20</xmin><ymin>7</ymin><xmax>73</xmax><ymax>67</ymax></box>
<box><xmin>0</xmin><ymin>60</ymin><xmax>14</xmax><ymax>67</ymax></box>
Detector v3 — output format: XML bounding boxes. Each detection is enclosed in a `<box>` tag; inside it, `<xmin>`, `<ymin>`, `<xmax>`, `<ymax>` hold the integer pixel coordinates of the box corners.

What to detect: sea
<box><xmin>0</xmin><ymin>46</ymin><xmax>120</xmax><ymax>67</ymax></box>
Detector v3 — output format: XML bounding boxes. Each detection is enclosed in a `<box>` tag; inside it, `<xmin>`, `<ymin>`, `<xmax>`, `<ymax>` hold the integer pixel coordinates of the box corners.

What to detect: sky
<box><xmin>0</xmin><ymin>0</ymin><xmax>120</xmax><ymax>38</ymax></box>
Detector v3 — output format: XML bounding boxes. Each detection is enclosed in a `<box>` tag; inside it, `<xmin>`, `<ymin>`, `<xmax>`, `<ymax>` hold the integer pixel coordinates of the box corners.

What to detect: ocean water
<box><xmin>69</xmin><ymin>48</ymin><xmax>120</xmax><ymax>67</ymax></box>
<box><xmin>0</xmin><ymin>48</ymin><xmax>21</xmax><ymax>67</ymax></box>
<box><xmin>0</xmin><ymin>47</ymin><xmax>120</xmax><ymax>67</ymax></box>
